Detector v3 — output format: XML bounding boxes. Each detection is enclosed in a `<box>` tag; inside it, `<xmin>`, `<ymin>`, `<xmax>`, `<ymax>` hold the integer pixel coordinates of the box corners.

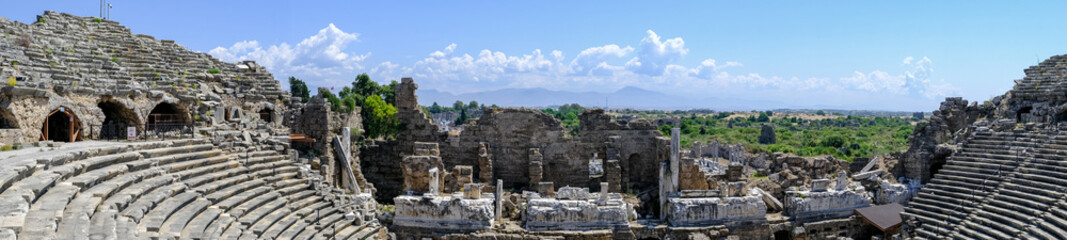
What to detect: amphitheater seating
<box><xmin>904</xmin><ymin>130</ymin><xmax>1067</xmax><ymax>240</ymax></box>
<box><xmin>0</xmin><ymin>139</ymin><xmax>378</xmax><ymax>239</ymax></box>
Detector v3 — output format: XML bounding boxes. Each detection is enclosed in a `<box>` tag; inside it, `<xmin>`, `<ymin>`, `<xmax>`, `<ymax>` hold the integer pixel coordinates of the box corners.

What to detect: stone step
<box><xmin>158</xmin><ymin>198</ymin><xmax>211</xmax><ymax>238</ymax></box>
<box><xmin>216</xmin><ymin>186</ymin><xmax>271</xmax><ymax>210</ymax></box>
<box><xmin>236</xmin><ymin>195</ymin><xmax>286</xmax><ymax>227</ymax></box>
<box><xmin>138</xmin><ymin>191</ymin><xmax>198</xmax><ymax>232</ymax></box>
<box><xmin>275</xmin><ymin>202</ymin><xmax>332</xmax><ymax>239</ymax></box>
<box><xmin>181</xmin><ymin>206</ymin><xmax>224</xmax><ymax>239</ymax></box>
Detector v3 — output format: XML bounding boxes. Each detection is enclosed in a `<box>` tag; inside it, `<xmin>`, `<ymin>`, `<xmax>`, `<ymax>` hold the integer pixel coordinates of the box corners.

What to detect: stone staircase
<box><xmin>904</xmin><ymin>129</ymin><xmax>1067</xmax><ymax>240</ymax></box>
<box><xmin>0</xmin><ymin>139</ymin><xmax>379</xmax><ymax>240</ymax></box>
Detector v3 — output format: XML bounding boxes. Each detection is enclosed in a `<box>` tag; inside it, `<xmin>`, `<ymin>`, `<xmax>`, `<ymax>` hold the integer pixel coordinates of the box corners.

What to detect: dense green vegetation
<box><xmin>288</xmin><ymin>76</ymin><xmax>310</xmax><ymax>102</ymax></box>
<box><xmin>542</xmin><ymin>103</ymin><xmax>585</xmax><ymax>136</ymax></box>
<box><xmin>655</xmin><ymin>111</ymin><xmax>914</xmax><ymax>161</ymax></box>
<box><xmin>288</xmin><ymin>74</ymin><xmax>401</xmax><ymax>140</ymax></box>
<box><xmin>541</xmin><ymin>104</ymin><xmax>914</xmax><ymax>161</ymax></box>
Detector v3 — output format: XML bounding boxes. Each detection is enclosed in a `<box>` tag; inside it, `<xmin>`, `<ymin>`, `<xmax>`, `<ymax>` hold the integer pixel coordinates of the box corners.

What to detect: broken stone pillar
<box><xmin>496</xmin><ymin>179</ymin><xmax>503</xmax><ymax>220</ymax></box>
<box><xmin>605</xmin><ymin>160</ymin><xmax>622</xmax><ymax>192</ymax></box>
<box><xmin>429</xmin><ymin>167</ymin><xmax>440</xmax><ymax>195</ymax></box>
<box><xmin>537</xmin><ymin>182</ymin><xmax>555</xmax><ymax>197</ymax></box>
<box><xmin>670</xmin><ymin>128</ymin><xmax>680</xmax><ymax>194</ymax></box>
<box><xmin>529</xmin><ymin>148</ymin><xmax>543</xmax><ymax>186</ymax></box>
<box><xmin>711</xmin><ymin>139</ymin><xmax>719</xmax><ymax>160</ymax></box>
<box><xmin>659</xmin><ymin>162</ymin><xmax>668</xmax><ymax>220</ymax></box>
<box><xmin>835</xmin><ymin>171</ymin><xmax>847</xmax><ymax>191</ymax></box>
<box><xmin>759</xmin><ymin>124</ymin><xmax>776</xmax><ymax>144</ymax></box>
<box><xmin>478</xmin><ymin>142</ymin><xmax>493</xmax><ymax>183</ymax></box>
<box><xmin>692</xmin><ymin>141</ymin><xmax>703</xmax><ymax>158</ymax></box>
<box><xmin>463</xmin><ymin>183</ymin><xmax>482</xmax><ymax>199</ymax></box>
<box><xmin>214</xmin><ymin>106</ymin><xmax>225</xmax><ymax>123</ymax></box>
<box><xmin>600</xmin><ymin>182</ymin><xmax>609</xmax><ymax>202</ymax></box>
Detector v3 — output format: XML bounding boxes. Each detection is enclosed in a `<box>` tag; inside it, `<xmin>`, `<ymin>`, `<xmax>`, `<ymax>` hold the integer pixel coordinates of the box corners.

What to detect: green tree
<box><xmin>816</xmin><ymin>110</ymin><xmax>826</xmax><ymax>116</ymax></box>
<box><xmin>381</xmin><ymin>80</ymin><xmax>398</xmax><ymax>105</ymax></box>
<box><xmin>319</xmin><ymin>89</ymin><xmax>344</xmax><ymax>112</ymax></box>
<box><xmin>757</xmin><ymin>112</ymin><xmax>770</xmax><ymax>122</ymax></box>
<box><xmin>468</xmin><ymin>101</ymin><xmax>479</xmax><ymax>110</ymax></box>
<box><xmin>429</xmin><ymin>102</ymin><xmax>442</xmax><ymax>114</ymax></box>
<box><xmin>288</xmin><ymin>76</ymin><xmax>310</xmax><ymax>103</ymax></box>
<box><xmin>455</xmin><ymin>108</ymin><xmax>469</xmax><ymax>125</ymax></box>
<box><xmin>820</xmin><ymin>135</ymin><xmax>846</xmax><ymax>148</ymax></box>
<box><xmin>362</xmin><ymin>95</ymin><xmax>399</xmax><ymax>139</ymax></box>
<box><xmin>353</xmin><ymin>73</ymin><xmax>381</xmax><ymax>98</ymax></box>
<box><xmin>338</xmin><ymin>86</ymin><xmax>354</xmax><ymax>99</ymax></box>
<box><xmin>453</xmin><ymin>101</ymin><xmax>465</xmax><ymax>111</ymax></box>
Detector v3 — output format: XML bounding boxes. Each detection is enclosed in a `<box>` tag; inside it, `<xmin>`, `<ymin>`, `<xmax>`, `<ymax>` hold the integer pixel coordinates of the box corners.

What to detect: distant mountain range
<box><xmin>417</xmin><ymin>86</ymin><xmax>878</xmax><ymax>111</ymax></box>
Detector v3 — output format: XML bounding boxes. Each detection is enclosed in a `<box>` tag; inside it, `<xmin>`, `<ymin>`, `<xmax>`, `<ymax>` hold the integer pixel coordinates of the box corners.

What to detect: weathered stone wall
<box><xmin>364</xmin><ymin>82</ymin><xmax>669</xmax><ymax>199</ymax></box>
<box><xmin>289</xmin><ymin>90</ymin><xmax>365</xmax><ymax>191</ymax></box>
<box><xmin>666</xmin><ymin>193</ymin><xmax>767</xmax><ymax>227</ymax></box>
<box><xmin>524</xmin><ymin>187</ymin><xmax>634</xmax><ymax>231</ymax></box>
<box><xmin>0</xmin><ymin>12</ymin><xmax>286</xmax><ymax>145</ymax></box>
<box><xmin>393</xmin><ymin>195</ymin><xmax>494</xmax><ymax>231</ymax></box>
<box><xmin>783</xmin><ymin>188</ymin><xmax>872</xmax><ymax>222</ymax></box>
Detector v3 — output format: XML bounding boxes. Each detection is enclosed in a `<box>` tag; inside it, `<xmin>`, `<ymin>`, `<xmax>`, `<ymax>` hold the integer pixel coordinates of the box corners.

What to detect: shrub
<box><xmin>93</xmin><ymin>18</ymin><xmax>102</xmax><ymax>23</ymax></box>
<box><xmin>0</xmin><ymin>145</ymin><xmax>12</xmax><ymax>151</ymax></box>
<box><xmin>7</xmin><ymin>76</ymin><xmax>15</xmax><ymax>87</ymax></box>
<box><xmin>110</xmin><ymin>57</ymin><xmax>118</xmax><ymax>63</ymax></box>
<box><xmin>208</xmin><ymin>68</ymin><xmax>221</xmax><ymax>74</ymax></box>
<box><xmin>10</xmin><ymin>61</ymin><xmax>17</xmax><ymax>66</ymax></box>
<box><xmin>37</xmin><ymin>18</ymin><xmax>45</xmax><ymax>24</ymax></box>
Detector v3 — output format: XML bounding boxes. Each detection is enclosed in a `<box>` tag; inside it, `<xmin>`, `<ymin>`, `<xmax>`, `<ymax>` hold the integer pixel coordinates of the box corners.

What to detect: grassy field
<box><xmin>613</xmin><ymin>110</ymin><xmax>916</xmax><ymax>162</ymax></box>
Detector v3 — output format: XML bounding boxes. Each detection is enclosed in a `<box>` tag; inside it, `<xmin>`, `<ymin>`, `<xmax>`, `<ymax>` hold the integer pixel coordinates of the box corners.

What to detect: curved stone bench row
<box><xmin>906</xmin><ymin>130</ymin><xmax>1067</xmax><ymax>240</ymax></box>
<box><xmin>0</xmin><ymin>139</ymin><xmax>378</xmax><ymax>240</ymax></box>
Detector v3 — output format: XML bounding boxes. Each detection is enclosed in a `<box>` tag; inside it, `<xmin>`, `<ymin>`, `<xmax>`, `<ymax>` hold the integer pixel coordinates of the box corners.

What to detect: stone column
<box><xmin>496</xmin><ymin>179</ymin><xmax>503</xmax><ymax>220</ymax></box>
<box><xmin>478</xmin><ymin>142</ymin><xmax>493</xmax><ymax>183</ymax></box>
<box><xmin>342</xmin><ymin>127</ymin><xmax>351</xmax><ymax>160</ymax></box>
<box><xmin>835</xmin><ymin>171</ymin><xmax>847</xmax><ymax>191</ymax></box>
<box><xmin>429</xmin><ymin>167</ymin><xmax>440</xmax><ymax>195</ymax></box>
<box><xmin>670</xmin><ymin>128</ymin><xmax>680</xmax><ymax>194</ymax></box>
<box><xmin>600</xmin><ymin>182</ymin><xmax>609</xmax><ymax>202</ymax></box>
<box><xmin>529</xmin><ymin>148</ymin><xmax>543</xmax><ymax>186</ymax></box>
<box><xmin>659</xmin><ymin>162</ymin><xmax>668</xmax><ymax>220</ymax></box>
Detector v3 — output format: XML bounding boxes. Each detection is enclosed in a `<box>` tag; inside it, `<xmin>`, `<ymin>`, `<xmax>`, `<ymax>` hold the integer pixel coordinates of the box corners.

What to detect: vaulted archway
<box><xmin>98</xmin><ymin>100</ymin><xmax>141</xmax><ymax>139</ymax></box>
<box><xmin>41</xmin><ymin>107</ymin><xmax>81</xmax><ymax>142</ymax></box>
<box><xmin>147</xmin><ymin>102</ymin><xmax>191</xmax><ymax>132</ymax></box>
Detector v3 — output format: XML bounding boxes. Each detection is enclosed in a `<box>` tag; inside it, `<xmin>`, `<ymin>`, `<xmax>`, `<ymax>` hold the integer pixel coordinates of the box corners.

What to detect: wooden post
<box><xmin>43</xmin><ymin>116</ymin><xmax>48</xmax><ymax>141</ymax></box>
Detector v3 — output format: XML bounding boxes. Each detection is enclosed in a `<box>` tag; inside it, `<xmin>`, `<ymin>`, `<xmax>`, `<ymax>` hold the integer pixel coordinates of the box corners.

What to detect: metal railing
<box><xmin>87</xmin><ymin>123</ymin><xmax>195</xmax><ymax>141</ymax></box>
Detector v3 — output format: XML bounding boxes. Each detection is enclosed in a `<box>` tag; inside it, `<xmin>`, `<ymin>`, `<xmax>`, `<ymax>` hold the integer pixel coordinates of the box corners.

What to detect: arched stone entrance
<box><xmin>98</xmin><ymin>100</ymin><xmax>141</xmax><ymax>139</ymax></box>
<box><xmin>147</xmin><ymin>102</ymin><xmax>191</xmax><ymax>132</ymax></box>
<box><xmin>41</xmin><ymin>107</ymin><xmax>81</xmax><ymax>142</ymax></box>
<box><xmin>1017</xmin><ymin>106</ymin><xmax>1033</xmax><ymax>123</ymax></box>
<box><xmin>258</xmin><ymin>108</ymin><xmax>273</xmax><ymax>123</ymax></box>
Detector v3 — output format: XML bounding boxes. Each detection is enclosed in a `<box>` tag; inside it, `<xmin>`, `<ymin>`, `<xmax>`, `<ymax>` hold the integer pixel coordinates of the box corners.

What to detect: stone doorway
<box><xmin>258</xmin><ymin>108</ymin><xmax>273</xmax><ymax>123</ymax></box>
<box><xmin>1017</xmin><ymin>106</ymin><xmax>1033</xmax><ymax>123</ymax></box>
<box><xmin>147</xmin><ymin>102</ymin><xmax>191</xmax><ymax>132</ymax></box>
<box><xmin>41</xmin><ymin>107</ymin><xmax>81</xmax><ymax>142</ymax></box>
<box><xmin>98</xmin><ymin>100</ymin><xmax>140</xmax><ymax>139</ymax></box>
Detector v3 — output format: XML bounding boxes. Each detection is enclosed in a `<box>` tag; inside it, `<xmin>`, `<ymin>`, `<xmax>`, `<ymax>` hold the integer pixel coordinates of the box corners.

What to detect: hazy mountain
<box><xmin>417</xmin><ymin>86</ymin><xmax>806</xmax><ymax>111</ymax></box>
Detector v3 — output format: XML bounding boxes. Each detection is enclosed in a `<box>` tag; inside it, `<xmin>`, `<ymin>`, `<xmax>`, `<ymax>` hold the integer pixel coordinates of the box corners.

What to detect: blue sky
<box><xmin>5</xmin><ymin>1</ymin><xmax>1067</xmax><ymax>111</ymax></box>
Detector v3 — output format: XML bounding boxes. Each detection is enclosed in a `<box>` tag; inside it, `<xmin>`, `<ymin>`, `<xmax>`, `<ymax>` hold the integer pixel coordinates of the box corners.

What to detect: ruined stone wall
<box><xmin>289</xmin><ymin>91</ymin><xmax>366</xmax><ymax>191</ymax></box>
<box><xmin>0</xmin><ymin>12</ymin><xmax>286</xmax><ymax>145</ymax></box>
<box><xmin>363</xmin><ymin>78</ymin><xmax>668</xmax><ymax>200</ymax></box>
<box><xmin>580</xmin><ymin>109</ymin><xmax>667</xmax><ymax>191</ymax></box>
